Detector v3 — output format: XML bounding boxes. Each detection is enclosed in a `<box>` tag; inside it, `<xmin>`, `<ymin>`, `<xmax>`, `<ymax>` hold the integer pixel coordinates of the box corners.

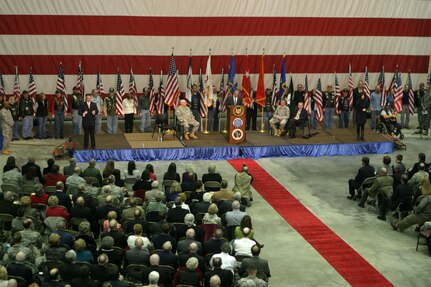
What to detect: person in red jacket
<box><xmin>46</xmin><ymin>195</ymin><xmax>70</xmax><ymax>221</ymax></box>
<box><xmin>44</xmin><ymin>164</ymin><xmax>66</xmax><ymax>187</ymax></box>
<box><xmin>30</xmin><ymin>183</ymin><xmax>49</xmax><ymax>205</ymax></box>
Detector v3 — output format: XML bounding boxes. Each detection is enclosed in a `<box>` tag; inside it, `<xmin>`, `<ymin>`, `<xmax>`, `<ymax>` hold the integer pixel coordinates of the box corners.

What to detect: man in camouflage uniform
<box><xmin>53</xmin><ymin>90</ymin><xmax>66</xmax><ymax>139</ymax></box>
<box><xmin>0</xmin><ymin>100</ymin><xmax>14</xmax><ymax>154</ymax></box>
<box><xmin>19</xmin><ymin>90</ymin><xmax>34</xmax><ymax>139</ymax></box>
<box><xmin>104</xmin><ymin>87</ymin><xmax>118</xmax><ymax>134</ymax></box>
<box><xmin>20</xmin><ymin>219</ymin><xmax>43</xmax><ymax>249</ymax></box>
<box><xmin>269</xmin><ymin>99</ymin><xmax>290</xmax><ymax>136</ymax></box>
<box><xmin>71</xmin><ymin>86</ymin><xmax>83</xmax><ymax>135</ymax></box>
<box><xmin>232</xmin><ymin>165</ymin><xmax>253</xmax><ymax>207</ymax></box>
<box><xmin>175</xmin><ymin>99</ymin><xmax>199</xmax><ymax>140</ymax></box>
<box><xmin>8</xmin><ymin>96</ymin><xmax>20</xmax><ymax>140</ymax></box>
<box><xmin>1</xmin><ymin>167</ymin><xmax>23</xmax><ymax>192</ymax></box>
<box><xmin>92</xmin><ymin>89</ymin><xmax>103</xmax><ymax>134</ymax></box>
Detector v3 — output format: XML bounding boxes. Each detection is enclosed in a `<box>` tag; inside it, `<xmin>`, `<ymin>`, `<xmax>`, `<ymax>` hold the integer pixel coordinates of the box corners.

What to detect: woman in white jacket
<box><xmin>122</xmin><ymin>93</ymin><xmax>136</xmax><ymax>133</ymax></box>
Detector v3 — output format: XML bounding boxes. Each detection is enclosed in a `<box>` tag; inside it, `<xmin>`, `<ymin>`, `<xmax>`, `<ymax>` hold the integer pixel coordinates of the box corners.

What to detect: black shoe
<box><xmin>361</xmin><ymin>137</ymin><xmax>365</xmax><ymax>141</ymax></box>
<box><xmin>347</xmin><ymin>195</ymin><xmax>354</xmax><ymax>200</ymax></box>
<box><xmin>377</xmin><ymin>215</ymin><xmax>386</xmax><ymax>221</ymax></box>
<box><xmin>358</xmin><ymin>203</ymin><xmax>365</xmax><ymax>208</ymax></box>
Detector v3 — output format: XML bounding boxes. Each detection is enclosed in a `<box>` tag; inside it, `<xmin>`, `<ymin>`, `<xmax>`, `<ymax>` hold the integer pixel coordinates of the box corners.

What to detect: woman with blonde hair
<box><xmin>202</xmin><ymin>203</ymin><xmax>221</xmax><ymax>225</ymax></box>
<box><xmin>103</xmin><ymin>211</ymin><xmax>122</xmax><ymax>232</ymax></box>
<box><xmin>0</xmin><ymin>266</ymin><xmax>17</xmax><ymax>287</ymax></box>
<box><xmin>74</xmin><ymin>238</ymin><xmax>94</xmax><ymax>263</ymax></box>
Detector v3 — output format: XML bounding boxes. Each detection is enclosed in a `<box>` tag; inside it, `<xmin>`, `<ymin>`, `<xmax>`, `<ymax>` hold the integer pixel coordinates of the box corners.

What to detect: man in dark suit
<box><xmin>125</xmin><ymin>237</ymin><xmax>150</xmax><ymax>266</ymax></box>
<box><xmin>101</xmin><ymin>220</ymin><xmax>127</xmax><ymax>249</ymax></box>
<box><xmin>79</xmin><ymin>93</ymin><xmax>98</xmax><ymax>149</ymax></box>
<box><xmin>96</xmin><ymin>195</ymin><xmax>121</xmax><ymax>221</ymax></box>
<box><xmin>152</xmin><ymin>222</ymin><xmax>177</xmax><ymax>253</ymax></box>
<box><xmin>239</xmin><ymin>244</ymin><xmax>271</xmax><ymax>279</ymax></box>
<box><xmin>347</xmin><ymin>156</ymin><xmax>375</xmax><ymax>199</ymax></box>
<box><xmin>167</xmin><ymin>197</ymin><xmax>189</xmax><ymax>223</ymax></box>
<box><xmin>42</xmin><ymin>268</ymin><xmax>69</xmax><ymax>287</ymax></box>
<box><xmin>204</xmin><ymin>257</ymin><xmax>233</xmax><ymax>287</ymax></box>
<box><xmin>59</xmin><ymin>250</ymin><xmax>82</xmax><ymax>282</ymax></box>
<box><xmin>178</xmin><ymin>242</ymin><xmax>206</xmax><ymax>273</ymax></box>
<box><xmin>391</xmin><ymin>174</ymin><xmax>413</xmax><ymax>210</ymax></box>
<box><xmin>225</xmin><ymin>89</ymin><xmax>243</xmax><ymax>106</ymax></box>
<box><xmin>70</xmin><ymin>196</ymin><xmax>92</xmax><ymax>222</ymax></box>
<box><xmin>21</xmin><ymin>156</ymin><xmax>43</xmax><ymax>183</ymax></box>
<box><xmin>352</xmin><ymin>80</ymin><xmax>365</xmax><ymax>125</ymax></box>
<box><xmin>70</xmin><ymin>264</ymin><xmax>99</xmax><ymax>287</ymax></box>
<box><xmin>203</xmin><ymin>228</ymin><xmax>227</xmax><ymax>256</ymax></box>
<box><xmin>52</xmin><ymin>182</ymin><xmax>72</xmax><ymax>210</ymax></box>
<box><xmin>89</xmin><ymin>254</ymin><xmax>111</xmax><ymax>283</ymax></box>
<box><xmin>7</xmin><ymin>251</ymin><xmax>34</xmax><ymax>287</ymax></box>
<box><xmin>284</xmin><ymin>102</ymin><xmax>307</xmax><ymax>138</ymax></box>
<box><xmin>155</xmin><ymin>241</ymin><xmax>179</xmax><ymax>270</ymax></box>
<box><xmin>142</xmin><ymin>254</ymin><xmax>173</xmax><ymax>287</ymax></box>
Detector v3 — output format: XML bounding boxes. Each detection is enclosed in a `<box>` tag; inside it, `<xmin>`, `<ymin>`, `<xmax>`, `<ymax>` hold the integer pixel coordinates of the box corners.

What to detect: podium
<box><xmin>227</xmin><ymin>105</ymin><xmax>246</xmax><ymax>144</ymax></box>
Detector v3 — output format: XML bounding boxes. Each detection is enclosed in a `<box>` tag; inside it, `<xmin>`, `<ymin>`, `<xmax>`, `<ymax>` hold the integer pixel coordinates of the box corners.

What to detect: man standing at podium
<box><xmin>176</xmin><ymin>99</ymin><xmax>199</xmax><ymax>140</ymax></box>
<box><xmin>226</xmin><ymin>89</ymin><xmax>243</xmax><ymax>106</ymax></box>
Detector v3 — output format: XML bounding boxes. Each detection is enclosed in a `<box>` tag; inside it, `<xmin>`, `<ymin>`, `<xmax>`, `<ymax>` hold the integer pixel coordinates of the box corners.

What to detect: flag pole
<box><xmin>259</xmin><ymin>48</ymin><xmax>266</xmax><ymax>133</ymax></box>
<box><xmin>223</xmin><ymin>49</ymin><xmax>234</xmax><ymax>134</ymax></box>
<box><xmin>203</xmin><ymin>49</ymin><xmax>211</xmax><ymax>134</ymax></box>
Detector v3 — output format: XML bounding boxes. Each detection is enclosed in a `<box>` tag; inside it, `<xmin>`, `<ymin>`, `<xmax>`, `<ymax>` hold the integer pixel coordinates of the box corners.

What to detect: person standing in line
<box><xmin>0</xmin><ymin>101</ymin><xmax>14</xmax><ymax>155</ymax></box>
<box><xmin>264</xmin><ymin>88</ymin><xmax>274</xmax><ymax>131</ymax></box>
<box><xmin>91</xmin><ymin>89</ymin><xmax>103</xmax><ymax>134</ymax></box>
<box><xmin>8</xmin><ymin>97</ymin><xmax>20</xmax><ymax>141</ymax></box>
<box><xmin>338</xmin><ymin>88</ymin><xmax>350</xmax><ymax>128</ymax></box>
<box><xmin>139</xmin><ymin>88</ymin><xmax>151</xmax><ymax>132</ymax></box>
<box><xmin>53</xmin><ymin>90</ymin><xmax>66</xmax><ymax>139</ymax></box>
<box><xmin>104</xmin><ymin>88</ymin><xmax>119</xmax><ymax>134</ymax></box>
<box><xmin>370</xmin><ymin>85</ymin><xmax>382</xmax><ymax>129</ymax></box>
<box><xmin>79</xmin><ymin>93</ymin><xmax>98</xmax><ymax>149</ymax></box>
<box><xmin>35</xmin><ymin>93</ymin><xmax>48</xmax><ymax>139</ymax></box>
<box><xmin>323</xmin><ymin>85</ymin><xmax>335</xmax><ymax>129</ymax></box>
<box><xmin>400</xmin><ymin>84</ymin><xmax>411</xmax><ymax>129</ymax></box>
<box><xmin>355</xmin><ymin>92</ymin><xmax>369</xmax><ymax>141</ymax></box>
<box><xmin>71</xmin><ymin>86</ymin><xmax>83</xmax><ymax>135</ymax></box>
<box><xmin>19</xmin><ymin>90</ymin><xmax>34</xmax><ymax>140</ymax></box>
<box><xmin>123</xmin><ymin>93</ymin><xmax>136</xmax><ymax>133</ymax></box>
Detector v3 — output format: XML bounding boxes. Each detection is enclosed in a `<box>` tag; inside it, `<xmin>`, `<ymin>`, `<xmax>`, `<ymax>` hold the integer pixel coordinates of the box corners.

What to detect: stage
<box><xmin>72</xmin><ymin>127</ymin><xmax>394</xmax><ymax>162</ymax></box>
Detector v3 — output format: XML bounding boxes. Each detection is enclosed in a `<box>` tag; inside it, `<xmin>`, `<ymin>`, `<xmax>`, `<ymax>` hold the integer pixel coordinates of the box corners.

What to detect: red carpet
<box><xmin>228</xmin><ymin>159</ymin><xmax>394</xmax><ymax>287</ymax></box>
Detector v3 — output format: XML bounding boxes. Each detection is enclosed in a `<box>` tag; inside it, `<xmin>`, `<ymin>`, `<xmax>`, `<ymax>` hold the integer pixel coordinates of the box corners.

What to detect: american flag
<box><xmin>116</xmin><ymin>69</ymin><xmax>125</xmax><ymax>116</ymax></box>
<box><xmin>0</xmin><ymin>71</ymin><xmax>5</xmax><ymax>95</ymax></box>
<box><xmin>198</xmin><ymin>68</ymin><xmax>206</xmax><ymax>116</ymax></box>
<box><xmin>56</xmin><ymin>63</ymin><xmax>68</xmax><ymax>110</ymax></box>
<box><xmin>157</xmin><ymin>71</ymin><xmax>165</xmax><ymax>114</ymax></box>
<box><xmin>377</xmin><ymin>67</ymin><xmax>386</xmax><ymax>107</ymax></box>
<box><xmin>129</xmin><ymin>68</ymin><xmax>138</xmax><ymax>112</ymax></box>
<box><xmin>394</xmin><ymin>66</ymin><xmax>403</xmax><ymax>113</ymax></box>
<box><xmin>28</xmin><ymin>67</ymin><xmax>37</xmax><ymax>112</ymax></box>
<box><xmin>315</xmin><ymin>78</ymin><xmax>324</xmax><ymax>121</ymax></box>
<box><xmin>304</xmin><ymin>74</ymin><xmax>311</xmax><ymax>113</ymax></box>
<box><xmin>14</xmin><ymin>66</ymin><xmax>21</xmax><ymax>100</ymax></box>
<box><xmin>76</xmin><ymin>61</ymin><xmax>85</xmax><ymax>96</ymax></box>
<box><xmin>218</xmin><ymin>68</ymin><xmax>225</xmax><ymax>112</ymax></box>
<box><xmin>96</xmin><ymin>70</ymin><xmax>104</xmax><ymax>98</ymax></box>
<box><xmin>334</xmin><ymin>73</ymin><xmax>341</xmax><ymax>114</ymax></box>
<box><xmin>407</xmin><ymin>71</ymin><xmax>415</xmax><ymax>114</ymax></box>
<box><xmin>271</xmin><ymin>64</ymin><xmax>278</xmax><ymax>109</ymax></box>
<box><xmin>278</xmin><ymin>56</ymin><xmax>287</xmax><ymax>102</ymax></box>
<box><xmin>149</xmin><ymin>67</ymin><xmax>156</xmax><ymax>116</ymax></box>
<box><xmin>364</xmin><ymin>66</ymin><xmax>370</xmax><ymax>100</ymax></box>
<box><xmin>164</xmin><ymin>53</ymin><xmax>179</xmax><ymax>107</ymax></box>
<box><xmin>348</xmin><ymin>63</ymin><xmax>354</xmax><ymax>108</ymax></box>
<box><xmin>185</xmin><ymin>55</ymin><xmax>193</xmax><ymax>103</ymax></box>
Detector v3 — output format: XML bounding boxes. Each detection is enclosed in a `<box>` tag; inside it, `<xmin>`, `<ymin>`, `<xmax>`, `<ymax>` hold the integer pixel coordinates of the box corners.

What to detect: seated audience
<box><xmin>211</xmin><ymin>180</ymin><xmax>234</xmax><ymax>202</ymax></box>
<box><xmin>30</xmin><ymin>183</ymin><xmax>48</xmax><ymax>205</ymax></box>
<box><xmin>203</xmin><ymin>203</ymin><xmax>222</xmax><ymax>225</ymax></box>
<box><xmin>142</xmin><ymin>254</ymin><xmax>173</xmax><ymax>287</ymax></box>
<box><xmin>236</xmin><ymin>264</ymin><xmax>268</xmax><ymax>287</ymax></box>
<box><xmin>239</xmin><ymin>244</ymin><xmax>271</xmax><ymax>279</ymax></box>
<box><xmin>74</xmin><ymin>238</ymin><xmax>93</xmax><ymax>263</ymax></box>
<box><xmin>123</xmin><ymin>160</ymin><xmax>141</xmax><ymax>179</ymax></box>
<box><xmin>347</xmin><ymin>156</ymin><xmax>375</xmax><ymax>200</ymax></box>
<box><xmin>174</xmin><ymin>257</ymin><xmax>203</xmax><ymax>287</ymax></box>
<box><xmin>45</xmin><ymin>195</ymin><xmax>70</xmax><ymax>221</ymax></box>
<box><xmin>210</xmin><ymin>243</ymin><xmax>237</xmax><ymax>274</ymax></box>
<box><xmin>44</xmin><ymin>165</ymin><xmax>66</xmax><ymax>187</ymax></box>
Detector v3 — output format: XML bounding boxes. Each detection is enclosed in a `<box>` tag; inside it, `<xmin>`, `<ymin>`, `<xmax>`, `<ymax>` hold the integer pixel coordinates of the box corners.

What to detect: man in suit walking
<box><xmin>79</xmin><ymin>93</ymin><xmax>99</xmax><ymax>149</ymax></box>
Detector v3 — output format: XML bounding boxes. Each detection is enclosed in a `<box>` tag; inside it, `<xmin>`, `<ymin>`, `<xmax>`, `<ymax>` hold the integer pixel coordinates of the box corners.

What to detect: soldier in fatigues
<box><xmin>71</xmin><ymin>86</ymin><xmax>83</xmax><ymax>135</ymax></box>
<box><xmin>8</xmin><ymin>97</ymin><xmax>20</xmax><ymax>140</ymax></box>
<box><xmin>176</xmin><ymin>99</ymin><xmax>199</xmax><ymax>140</ymax></box>
<box><xmin>269</xmin><ymin>99</ymin><xmax>290</xmax><ymax>136</ymax></box>
<box><xmin>53</xmin><ymin>90</ymin><xmax>66</xmax><ymax>139</ymax></box>
<box><xmin>0</xmin><ymin>101</ymin><xmax>14</xmax><ymax>154</ymax></box>
<box><xmin>91</xmin><ymin>89</ymin><xmax>103</xmax><ymax>134</ymax></box>
<box><xmin>323</xmin><ymin>85</ymin><xmax>336</xmax><ymax>129</ymax></box>
<box><xmin>104</xmin><ymin>87</ymin><xmax>118</xmax><ymax>134</ymax></box>
<box><xmin>19</xmin><ymin>90</ymin><xmax>34</xmax><ymax>140</ymax></box>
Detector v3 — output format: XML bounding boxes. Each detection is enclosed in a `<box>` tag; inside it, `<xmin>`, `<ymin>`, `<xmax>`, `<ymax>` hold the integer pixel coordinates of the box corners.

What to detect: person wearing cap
<box><xmin>72</xmin><ymin>86</ymin><xmax>83</xmax><ymax>135</ymax></box>
<box><xmin>400</xmin><ymin>84</ymin><xmax>411</xmax><ymax>128</ymax></box>
<box><xmin>19</xmin><ymin>90</ymin><xmax>34</xmax><ymax>140</ymax></box>
<box><xmin>79</xmin><ymin>93</ymin><xmax>99</xmax><ymax>149</ymax></box>
<box><xmin>381</xmin><ymin>102</ymin><xmax>402</xmax><ymax>136</ymax></box>
<box><xmin>53</xmin><ymin>90</ymin><xmax>66</xmax><ymax>139</ymax></box>
<box><xmin>323</xmin><ymin>84</ymin><xmax>335</xmax><ymax>129</ymax></box>
<box><xmin>339</xmin><ymin>88</ymin><xmax>350</xmax><ymax>128</ymax></box>
<box><xmin>0</xmin><ymin>100</ymin><xmax>14</xmax><ymax>154</ymax></box>
<box><xmin>35</xmin><ymin>93</ymin><xmax>48</xmax><ymax>139</ymax></box>
<box><xmin>91</xmin><ymin>89</ymin><xmax>103</xmax><ymax>134</ymax></box>
<box><xmin>139</xmin><ymin>87</ymin><xmax>151</xmax><ymax>132</ymax></box>
<box><xmin>8</xmin><ymin>96</ymin><xmax>20</xmax><ymax>141</ymax></box>
<box><xmin>104</xmin><ymin>87</ymin><xmax>118</xmax><ymax>134</ymax></box>
<box><xmin>370</xmin><ymin>85</ymin><xmax>382</xmax><ymax>129</ymax></box>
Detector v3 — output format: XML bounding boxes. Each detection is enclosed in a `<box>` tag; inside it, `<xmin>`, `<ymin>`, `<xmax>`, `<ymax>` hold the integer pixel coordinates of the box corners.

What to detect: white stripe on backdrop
<box><xmin>1</xmin><ymin>0</ymin><xmax>430</xmax><ymax>18</ymax></box>
<box><xmin>1</xmin><ymin>73</ymin><xmax>427</xmax><ymax>96</ymax></box>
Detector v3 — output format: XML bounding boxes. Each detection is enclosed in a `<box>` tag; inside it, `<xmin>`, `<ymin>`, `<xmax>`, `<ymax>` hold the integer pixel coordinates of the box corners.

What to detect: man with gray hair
<box><xmin>155</xmin><ymin>241</ymin><xmax>178</xmax><ymax>270</ymax></box>
<box><xmin>358</xmin><ymin>167</ymin><xmax>394</xmax><ymax>221</ymax></box>
<box><xmin>209</xmin><ymin>275</ymin><xmax>221</xmax><ymax>287</ymax></box>
<box><xmin>205</xmin><ymin>257</ymin><xmax>233</xmax><ymax>287</ymax></box>
<box><xmin>90</xmin><ymin>254</ymin><xmax>111</xmax><ymax>282</ymax></box>
<box><xmin>52</xmin><ymin>181</ymin><xmax>72</xmax><ymax>210</ymax></box>
<box><xmin>59</xmin><ymin>250</ymin><xmax>82</xmax><ymax>282</ymax></box>
<box><xmin>104</xmin><ymin>174</ymin><xmax>125</xmax><ymax>203</ymax></box>
<box><xmin>192</xmin><ymin>192</ymin><xmax>212</xmax><ymax>214</ymax></box>
<box><xmin>144</xmin><ymin>271</ymin><xmax>160</xmax><ymax>287</ymax></box>
<box><xmin>66</xmin><ymin>166</ymin><xmax>85</xmax><ymax>188</ymax></box>
<box><xmin>225</xmin><ymin>200</ymin><xmax>247</xmax><ymax>227</ymax></box>
<box><xmin>177</xmin><ymin>229</ymin><xmax>202</xmax><ymax>254</ymax></box>
<box><xmin>178</xmin><ymin>241</ymin><xmax>205</xmax><ymax>273</ymax></box>
<box><xmin>126</xmin><ymin>237</ymin><xmax>150</xmax><ymax>266</ymax></box>
<box><xmin>63</xmin><ymin>157</ymin><xmax>77</xmax><ymax>177</ymax></box>
<box><xmin>202</xmin><ymin>164</ymin><xmax>223</xmax><ymax>191</ymax></box>
<box><xmin>145</xmin><ymin>181</ymin><xmax>162</xmax><ymax>203</ymax></box>
<box><xmin>7</xmin><ymin>251</ymin><xmax>34</xmax><ymax>285</ymax></box>
<box><xmin>146</xmin><ymin>191</ymin><xmax>168</xmax><ymax>214</ymax></box>
<box><xmin>176</xmin><ymin>99</ymin><xmax>200</xmax><ymax>140</ymax></box>
<box><xmin>142</xmin><ymin>254</ymin><xmax>173</xmax><ymax>287</ymax></box>
<box><xmin>232</xmin><ymin>164</ymin><xmax>253</xmax><ymax>207</ymax></box>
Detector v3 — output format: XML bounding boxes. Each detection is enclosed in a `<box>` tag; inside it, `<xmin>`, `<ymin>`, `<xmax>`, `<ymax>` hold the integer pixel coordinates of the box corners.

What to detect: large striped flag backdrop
<box><xmin>0</xmin><ymin>0</ymin><xmax>430</xmax><ymax>98</ymax></box>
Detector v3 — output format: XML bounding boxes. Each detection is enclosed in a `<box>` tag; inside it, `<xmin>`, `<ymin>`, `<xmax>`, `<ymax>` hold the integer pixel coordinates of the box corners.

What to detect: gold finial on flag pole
<box><xmin>231</xmin><ymin>49</ymin><xmax>234</xmax><ymax>56</ymax></box>
<box><xmin>190</xmin><ymin>49</ymin><xmax>192</xmax><ymax>56</ymax></box>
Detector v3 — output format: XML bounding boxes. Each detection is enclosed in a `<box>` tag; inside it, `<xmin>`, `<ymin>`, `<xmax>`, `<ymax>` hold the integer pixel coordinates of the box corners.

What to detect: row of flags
<box><xmin>1</xmin><ymin>58</ymin><xmax>429</xmax><ymax>119</ymax></box>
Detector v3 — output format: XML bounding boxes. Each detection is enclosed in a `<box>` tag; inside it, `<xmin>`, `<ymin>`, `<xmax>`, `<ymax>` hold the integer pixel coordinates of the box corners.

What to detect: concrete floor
<box><xmin>1</xmin><ymin>119</ymin><xmax>430</xmax><ymax>286</ymax></box>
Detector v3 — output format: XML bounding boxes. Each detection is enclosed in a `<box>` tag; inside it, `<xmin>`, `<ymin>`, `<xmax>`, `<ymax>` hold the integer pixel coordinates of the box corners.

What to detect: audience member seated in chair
<box><xmin>347</xmin><ymin>156</ymin><xmax>375</xmax><ymax>200</ymax></box>
<box><xmin>269</xmin><ymin>99</ymin><xmax>290</xmax><ymax>137</ymax></box>
<box><xmin>204</xmin><ymin>257</ymin><xmax>233</xmax><ymax>287</ymax></box>
<box><xmin>284</xmin><ymin>102</ymin><xmax>307</xmax><ymax>138</ymax></box>
<box><xmin>380</xmin><ymin>103</ymin><xmax>403</xmax><ymax>137</ymax></box>
<box><xmin>358</xmin><ymin>167</ymin><xmax>394</xmax><ymax>221</ymax></box>
<box><xmin>390</xmin><ymin>174</ymin><xmax>413</xmax><ymax>212</ymax></box>
<box><xmin>176</xmin><ymin>99</ymin><xmax>200</xmax><ymax>140</ymax></box>
<box><xmin>239</xmin><ymin>244</ymin><xmax>271</xmax><ymax>280</ymax></box>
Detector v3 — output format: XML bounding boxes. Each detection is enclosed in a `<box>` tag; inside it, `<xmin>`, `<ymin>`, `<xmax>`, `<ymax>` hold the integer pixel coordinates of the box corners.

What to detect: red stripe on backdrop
<box><xmin>228</xmin><ymin>159</ymin><xmax>394</xmax><ymax>287</ymax></box>
<box><xmin>0</xmin><ymin>55</ymin><xmax>428</xmax><ymax>75</ymax></box>
<box><xmin>0</xmin><ymin>15</ymin><xmax>431</xmax><ymax>37</ymax></box>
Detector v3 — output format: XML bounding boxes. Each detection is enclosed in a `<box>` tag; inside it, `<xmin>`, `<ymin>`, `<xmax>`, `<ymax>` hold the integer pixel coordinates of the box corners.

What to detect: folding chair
<box><xmin>21</xmin><ymin>184</ymin><xmax>36</xmax><ymax>196</ymax></box>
